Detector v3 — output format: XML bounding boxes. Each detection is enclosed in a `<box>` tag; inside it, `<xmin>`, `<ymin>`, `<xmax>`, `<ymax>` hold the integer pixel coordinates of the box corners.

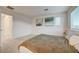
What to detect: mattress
<box><xmin>19</xmin><ymin>34</ymin><xmax>78</xmax><ymax>53</ymax></box>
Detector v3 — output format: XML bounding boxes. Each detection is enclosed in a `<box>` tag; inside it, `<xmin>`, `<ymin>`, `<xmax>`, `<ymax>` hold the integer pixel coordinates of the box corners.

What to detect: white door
<box><xmin>1</xmin><ymin>13</ymin><xmax>13</xmax><ymax>52</ymax></box>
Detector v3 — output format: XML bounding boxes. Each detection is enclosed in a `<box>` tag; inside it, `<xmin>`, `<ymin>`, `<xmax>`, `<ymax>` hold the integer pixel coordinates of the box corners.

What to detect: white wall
<box><xmin>0</xmin><ymin>7</ymin><xmax>33</xmax><ymax>39</ymax></box>
<box><xmin>0</xmin><ymin>7</ymin><xmax>70</xmax><ymax>39</ymax></box>
<box><xmin>0</xmin><ymin>7</ymin><xmax>1</xmax><ymax>52</ymax></box>
<box><xmin>33</xmin><ymin>13</ymin><xmax>67</xmax><ymax>36</ymax></box>
<box><xmin>13</xmin><ymin>12</ymin><xmax>33</xmax><ymax>39</ymax></box>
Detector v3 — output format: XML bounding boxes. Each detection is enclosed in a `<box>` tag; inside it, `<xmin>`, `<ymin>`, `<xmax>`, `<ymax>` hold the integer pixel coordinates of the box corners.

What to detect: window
<box><xmin>36</xmin><ymin>17</ymin><xmax>61</xmax><ymax>26</ymax></box>
<box><xmin>71</xmin><ymin>7</ymin><xmax>79</xmax><ymax>30</ymax></box>
<box><xmin>36</xmin><ymin>18</ymin><xmax>43</xmax><ymax>26</ymax></box>
<box><xmin>44</xmin><ymin>17</ymin><xmax>61</xmax><ymax>26</ymax></box>
<box><xmin>44</xmin><ymin>17</ymin><xmax>54</xmax><ymax>26</ymax></box>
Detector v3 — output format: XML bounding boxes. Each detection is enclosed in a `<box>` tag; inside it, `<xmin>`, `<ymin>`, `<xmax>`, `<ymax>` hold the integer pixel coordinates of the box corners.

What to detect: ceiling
<box><xmin>7</xmin><ymin>6</ymin><xmax>70</xmax><ymax>17</ymax></box>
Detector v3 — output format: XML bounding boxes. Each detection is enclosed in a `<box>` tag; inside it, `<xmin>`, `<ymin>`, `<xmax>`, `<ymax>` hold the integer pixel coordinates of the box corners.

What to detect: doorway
<box><xmin>1</xmin><ymin>13</ymin><xmax>13</xmax><ymax>52</ymax></box>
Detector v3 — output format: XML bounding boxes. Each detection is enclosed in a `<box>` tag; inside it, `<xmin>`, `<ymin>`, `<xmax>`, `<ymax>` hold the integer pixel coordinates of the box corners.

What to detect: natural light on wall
<box><xmin>54</xmin><ymin>17</ymin><xmax>61</xmax><ymax>26</ymax></box>
<box><xmin>71</xmin><ymin>7</ymin><xmax>79</xmax><ymax>30</ymax></box>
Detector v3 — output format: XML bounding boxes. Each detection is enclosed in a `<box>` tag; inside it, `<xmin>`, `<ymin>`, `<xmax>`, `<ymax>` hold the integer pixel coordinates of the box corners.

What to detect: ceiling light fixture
<box><xmin>7</xmin><ymin>6</ymin><xmax>14</xmax><ymax>10</ymax></box>
<box><xmin>44</xmin><ymin>8</ymin><xmax>48</xmax><ymax>11</ymax></box>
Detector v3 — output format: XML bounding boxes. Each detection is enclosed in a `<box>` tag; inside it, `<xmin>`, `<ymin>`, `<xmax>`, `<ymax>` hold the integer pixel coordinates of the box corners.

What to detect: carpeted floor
<box><xmin>20</xmin><ymin>34</ymin><xmax>78</xmax><ymax>53</ymax></box>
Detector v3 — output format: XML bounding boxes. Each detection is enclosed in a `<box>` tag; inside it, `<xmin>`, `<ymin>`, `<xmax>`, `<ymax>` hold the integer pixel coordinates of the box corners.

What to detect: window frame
<box><xmin>70</xmin><ymin>7</ymin><xmax>79</xmax><ymax>30</ymax></box>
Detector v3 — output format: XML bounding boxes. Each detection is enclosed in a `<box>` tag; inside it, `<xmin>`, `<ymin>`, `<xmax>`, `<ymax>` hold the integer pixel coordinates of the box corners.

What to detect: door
<box><xmin>1</xmin><ymin>13</ymin><xmax>13</xmax><ymax>52</ymax></box>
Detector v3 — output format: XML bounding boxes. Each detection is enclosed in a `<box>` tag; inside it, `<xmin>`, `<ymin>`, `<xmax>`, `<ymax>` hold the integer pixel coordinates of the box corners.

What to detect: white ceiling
<box><xmin>10</xmin><ymin>6</ymin><xmax>70</xmax><ymax>17</ymax></box>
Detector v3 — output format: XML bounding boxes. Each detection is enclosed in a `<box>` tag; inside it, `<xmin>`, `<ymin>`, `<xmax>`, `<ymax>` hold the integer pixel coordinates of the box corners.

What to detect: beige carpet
<box><xmin>20</xmin><ymin>34</ymin><xmax>78</xmax><ymax>53</ymax></box>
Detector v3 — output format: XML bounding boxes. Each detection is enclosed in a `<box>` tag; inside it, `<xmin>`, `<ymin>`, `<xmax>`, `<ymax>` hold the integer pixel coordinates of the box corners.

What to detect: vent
<box><xmin>7</xmin><ymin>6</ymin><xmax>14</xmax><ymax>10</ymax></box>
